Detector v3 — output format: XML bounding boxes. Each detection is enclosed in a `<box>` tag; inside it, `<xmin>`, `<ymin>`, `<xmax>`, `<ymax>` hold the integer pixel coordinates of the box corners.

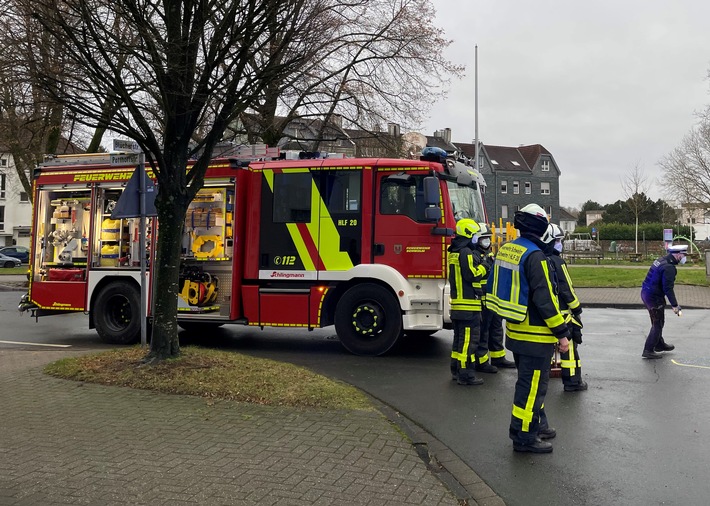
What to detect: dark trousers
<box><xmin>509</xmin><ymin>353</ymin><xmax>551</xmax><ymax>445</ymax></box>
<box><xmin>451</xmin><ymin>314</ymin><xmax>481</xmax><ymax>378</ymax></box>
<box><xmin>561</xmin><ymin>339</ymin><xmax>582</xmax><ymax>386</ymax></box>
<box><xmin>641</xmin><ymin>291</ymin><xmax>667</xmax><ymax>351</ymax></box>
<box><xmin>481</xmin><ymin>305</ymin><xmax>506</xmax><ymax>361</ymax></box>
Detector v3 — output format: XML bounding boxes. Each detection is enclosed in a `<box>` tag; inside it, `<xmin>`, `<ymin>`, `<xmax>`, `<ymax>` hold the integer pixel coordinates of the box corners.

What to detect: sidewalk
<box><xmin>0</xmin><ymin>350</ymin><xmax>499</xmax><ymax>506</ymax></box>
<box><xmin>576</xmin><ymin>285</ymin><xmax>710</xmax><ymax>309</ymax></box>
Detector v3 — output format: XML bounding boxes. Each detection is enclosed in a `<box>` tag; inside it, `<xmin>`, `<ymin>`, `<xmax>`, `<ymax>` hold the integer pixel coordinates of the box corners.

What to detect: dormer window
<box><xmin>511</xmin><ymin>161</ymin><xmax>520</xmax><ymax>166</ymax></box>
<box><xmin>541</xmin><ymin>159</ymin><xmax>550</xmax><ymax>171</ymax></box>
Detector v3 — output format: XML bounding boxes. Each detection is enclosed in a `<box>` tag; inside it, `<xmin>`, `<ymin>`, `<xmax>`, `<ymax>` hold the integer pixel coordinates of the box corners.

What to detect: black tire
<box><xmin>405</xmin><ymin>330</ymin><xmax>438</xmax><ymax>339</ymax></box>
<box><xmin>93</xmin><ymin>280</ymin><xmax>141</xmax><ymax>345</ymax></box>
<box><xmin>335</xmin><ymin>283</ymin><xmax>402</xmax><ymax>356</ymax></box>
<box><xmin>3</xmin><ymin>261</ymin><xmax>14</xmax><ymax>268</ymax></box>
<box><xmin>178</xmin><ymin>322</ymin><xmax>224</xmax><ymax>332</ymax></box>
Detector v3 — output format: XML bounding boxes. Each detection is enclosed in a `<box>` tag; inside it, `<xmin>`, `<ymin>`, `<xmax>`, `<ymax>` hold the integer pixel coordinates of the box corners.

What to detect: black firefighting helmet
<box><xmin>513</xmin><ymin>203</ymin><xmax>549</xmax><ymax>237</ymax></box>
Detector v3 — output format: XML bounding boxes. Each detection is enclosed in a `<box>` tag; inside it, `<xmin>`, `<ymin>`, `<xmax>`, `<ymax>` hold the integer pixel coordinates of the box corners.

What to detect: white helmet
<box><xmin>541</xmin><ymin>223</ymin><xmax>564</xmax><ymax>243</ymax></box>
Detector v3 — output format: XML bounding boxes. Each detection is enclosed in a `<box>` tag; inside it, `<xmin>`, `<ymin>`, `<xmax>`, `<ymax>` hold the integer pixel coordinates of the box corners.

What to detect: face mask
<box><xmin>679</xmin><ymin>255</ymin><xmax>687</xmax><ymax>265</ymax></box>
<box><xmin>553</xmin><ymin>242</ymin><xmax>563</xmax><ymax>253</ymax></box>
<box><xmin>479</xmin><ymin>238</ymin><xmax>491</xmax><ymax>249</ymax></box>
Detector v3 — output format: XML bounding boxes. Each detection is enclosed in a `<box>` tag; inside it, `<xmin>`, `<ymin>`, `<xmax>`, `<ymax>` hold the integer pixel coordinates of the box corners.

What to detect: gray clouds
<box><xmin>425</xmin><ymin>0</ymin><xmax>710</xmax><ymax>207</ymax></box>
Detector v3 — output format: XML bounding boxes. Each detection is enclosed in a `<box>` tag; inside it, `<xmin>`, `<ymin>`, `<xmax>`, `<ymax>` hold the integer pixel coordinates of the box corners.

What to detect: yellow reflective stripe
<box><xmin>540</xmin><ymin>259</ymin><xmax>562</xmax><ymax>313</ymax></box>
<box><xmin>561</xmin><ymin>264</ymin><xmax>581</xmax><ymax>309</ymax></box>
<box><xmin>485</xmin><ymin>295</ymin><xmax>527</xmax><ymax>320</ymax></box>
<box><xmin>490</xmin><ymin>349</ymin><xmax>507</xmax><ymax>359</ymax></box>
<box><xmin>263</xmin><ymin>169</ymin><xmax>316</xmax><ymax>271</ymax></box>
<box><xmin>451</xmin><ymin>300</ymin><xmax>482</xmax><ymax>311</ymax></box>
<box><xmin>313</xmin><ymin>179</ymin><xmax>354</xmax><ymax>271</ymax></box>
<box><xmin>461</xmin><ymin>326</ymin><xmax>471</xmax><ymax>367</ymax></box>
<box><xmin>506</xmin><ymin>322</ymin><xmax>558</xmax><ymax>344</ymax></box>
<box><xmin>477</xmin><ymin>353</ymin><xmax>490</xmax><ymax>364</ymax></box>
<box><xmin>544</xmin><ymin>313</ymin><xmax>565</xmax><ymax>328</ymax></box>
<box><xmin>511</xmin><ymin>268</ymin><xmax>520</xmax><ymax>304</ymax></box>
<box><xmin>512</xmin><ymin>369</ymin><xmax>540</xmax><ymax>431</ymax></box>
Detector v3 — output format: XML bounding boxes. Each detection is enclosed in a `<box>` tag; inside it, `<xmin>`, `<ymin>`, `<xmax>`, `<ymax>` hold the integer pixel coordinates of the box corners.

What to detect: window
<box><xmin>511</xmin><ymin>161</ymin><xmax>520</xmax><ymax>167</ymax></box>
<box><xmin>0</xmin><ymin>173</ymin><xmax>5</xmax><ymax>199</ymax></box>
<box><xmin>323</xmin><ymin>172</ymin><xmax>360</xmax><ymax>213</ymax></box>
<box><xmin>515</xmin><ymin>205</ymin><xmax>520</xmax><ymax>212</ymax></box>
<box><xmin>513</xmin><ymin>181</ymin><xmax>519</xmax><ymax>195</ymax></box>
<box><xmin>501</xmin><ymin>205</ymin><xmax>508</xmax><ymax>220</ymax></box>
<box><xmin>273</xmin><ymin>172</ymin><xmax>312</xmax><ymax>222</ymax></box>
<box><xmin>478</xmin><ymin>155</ymin><xmax>484</xmax><ymax>168</ymax></box>
<box><xmin>541</xmin><ymin>159</ymin><xmax>550</xmax><ymax>171</ymax></box>
<box><xmin>20</xmin><ymin>192</ymin><xmax>29</xmax><ymax>203</ymax></box>
<box><xmin>380</xmin><ymin>175</ymin><xmax>423</xmax><ymax>221</ymax></box>
<box><xmin>541</xmin><ymin>182</ymin><xmax>550</xmax><ymax>195</ymax></box>
<box><xmin>546</xmin><ymin>206</ymin><xmax>552</xmax><ymax>218</ymax></box>
<box><xmin>525</xmin><ymin>182</ymin><xmax>531</xmax><ymax>194</ymax></box>
<box><xmin>0</xmin><ymin>158</ymin><xmax>7</xmax><ymax>167</ymax></box>
<box><xmin>501</xmin><ymin>181</ymin><xmax>507</xmax><ymax>194</ymax></box>
<box><xmin>0</xmin><ymin>205</ymin><xmax>4</xmax><ymax>231</ymax></box>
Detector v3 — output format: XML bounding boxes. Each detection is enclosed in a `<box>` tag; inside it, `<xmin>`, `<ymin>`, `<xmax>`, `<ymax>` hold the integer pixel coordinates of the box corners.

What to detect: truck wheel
<box><xmin>335</xmin><ymin>283</ymin><xmax>402</xmax><ymax>356</ymax></box>
<box><xmin>94</xmin><ymin>280</ymin><xmax>141</xmax><ymax>345</ymax></box>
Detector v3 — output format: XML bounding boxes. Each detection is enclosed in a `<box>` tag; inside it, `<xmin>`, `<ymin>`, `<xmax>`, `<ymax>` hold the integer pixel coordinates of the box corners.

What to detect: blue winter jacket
<box><xmin>641</xmin><ymin>254</ymin><xmax>679</xmax><ymax>306</ymax></box>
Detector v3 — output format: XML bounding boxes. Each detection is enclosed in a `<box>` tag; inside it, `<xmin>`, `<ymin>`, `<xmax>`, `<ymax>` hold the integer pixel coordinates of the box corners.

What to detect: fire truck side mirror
<box><xmin>423</xmin><ymin>177</ymin><xmax>439</xmax><ymax>206</ymax></box>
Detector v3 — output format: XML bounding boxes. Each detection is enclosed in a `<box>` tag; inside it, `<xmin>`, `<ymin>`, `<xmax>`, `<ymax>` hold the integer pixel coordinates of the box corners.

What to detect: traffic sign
<box><xmin>112</xmin><ymin>139</ymin><xmax>141</xmax><ymax>152</ymax></box>
<box><xmin>110</xmin><ymin>153</ymin><xmax>141</xmax><ymax>166</ymax></box>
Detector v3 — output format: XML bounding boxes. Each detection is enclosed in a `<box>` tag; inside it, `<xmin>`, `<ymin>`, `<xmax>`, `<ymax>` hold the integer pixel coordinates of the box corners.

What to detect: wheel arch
<box><xmin>320</xmin><ymin>277</ymin><xmax>402</xmax><ymax>328</ymax></box>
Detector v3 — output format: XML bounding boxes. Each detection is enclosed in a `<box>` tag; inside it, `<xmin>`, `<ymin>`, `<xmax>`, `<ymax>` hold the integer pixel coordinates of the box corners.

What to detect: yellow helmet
<box><xmin>455</xmin><ymin>218</ymin><xmax>480</xmax><ymax>239</ymax></box>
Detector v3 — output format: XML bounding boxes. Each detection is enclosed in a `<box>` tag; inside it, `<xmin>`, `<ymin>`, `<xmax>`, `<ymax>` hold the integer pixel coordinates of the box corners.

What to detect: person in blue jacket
<box><xmin>640</xmin><ymin>244</ymin><xmax>687</xmax><ymax>359</ymax></box>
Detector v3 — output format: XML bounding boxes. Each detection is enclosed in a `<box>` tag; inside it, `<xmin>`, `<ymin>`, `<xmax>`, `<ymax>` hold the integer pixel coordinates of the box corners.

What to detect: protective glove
<box><xmin>672</xmin><ymin>306</ymin><xmax>682</xmax><ymax>316</ymax></box>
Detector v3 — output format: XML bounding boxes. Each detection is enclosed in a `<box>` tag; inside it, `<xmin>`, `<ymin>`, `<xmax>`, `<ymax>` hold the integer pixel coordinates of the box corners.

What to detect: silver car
<box><xmin>0</xmin><ymin>252</ymin><xmax>22</xmax><ymax>268</ymax></box>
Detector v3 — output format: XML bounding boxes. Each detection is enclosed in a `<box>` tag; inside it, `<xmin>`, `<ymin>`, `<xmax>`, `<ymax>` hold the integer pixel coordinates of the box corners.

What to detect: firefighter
<box><xmin>448</xmin><ymin>218</ymin><xmax>489</xmax><ymax>385</ymax></box>
<box><xmin>486</xmin><ymin>204</ymin><xmax>571</xmax><ymax>453</ymax></box>
<box><xmin>640</xmin><ymin>244</ymin><xmax>687</xmax><ymax>359</ymax></box>
<box><xmin>542</xmin><ymin>223</ymin><xmax>587</xmax><ymax>391</ymax></box>
<box><xmin>477</xmin><ymin>224</ymin><xmax>516</xmax><ymax>370</ymax></box>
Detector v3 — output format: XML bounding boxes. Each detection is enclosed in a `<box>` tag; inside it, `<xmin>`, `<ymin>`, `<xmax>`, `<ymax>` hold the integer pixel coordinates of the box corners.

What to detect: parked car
<box><xmin>0</xmin><ymin>252</ymin><xmax>22</xmax><ymax>268</ymax></box>
<box><xmin>0</xmin><ymin>246</ymin><xmax>29</xmax><ymax>263</ymax></box>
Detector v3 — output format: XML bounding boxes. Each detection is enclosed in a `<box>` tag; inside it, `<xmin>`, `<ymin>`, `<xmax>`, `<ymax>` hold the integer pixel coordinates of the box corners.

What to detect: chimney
<box><xmin>387</xmin><ymin>123</ymin><xmax>400</xmax><ymax>136</ymax></box>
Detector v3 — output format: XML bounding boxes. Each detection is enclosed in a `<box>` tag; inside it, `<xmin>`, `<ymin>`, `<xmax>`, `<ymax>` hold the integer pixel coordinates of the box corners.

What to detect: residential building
<box><xmin>558</xmin><ymin>208</ymin><xmax>577</xmax><ymax>235</ymax></box>
<box><xmin>585</xmin><ymin>210</ymin><xmax>604</xmax><ymax>226</ymax></box>
<box><xmin>0</xmin><ymin>153</ymin><xmax>32</xmax><ymax>248</ymax></box>
<box><xmin>455</xmin><ymin>141</ymin><xmax>562</xmax><ymax>224</ymax></box>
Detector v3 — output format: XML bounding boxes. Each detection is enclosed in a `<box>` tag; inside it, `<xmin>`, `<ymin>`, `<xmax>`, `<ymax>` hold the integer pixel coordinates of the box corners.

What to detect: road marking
<box><xmin>0</xmin><ymin>340</ymin><xmax>71</xmax><ymax>348</ymax></box>
<box><xmin>671</xmin><ymin>359</ymin><xmax>710</xmax><ymax>370</ymax></box>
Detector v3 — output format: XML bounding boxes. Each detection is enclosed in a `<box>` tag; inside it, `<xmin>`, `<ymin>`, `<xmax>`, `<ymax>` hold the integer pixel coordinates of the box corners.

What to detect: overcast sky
<box><xmin>424</xmin><ymin>0</ymin><xmax>710</xmax><ymax>209</ymax></box>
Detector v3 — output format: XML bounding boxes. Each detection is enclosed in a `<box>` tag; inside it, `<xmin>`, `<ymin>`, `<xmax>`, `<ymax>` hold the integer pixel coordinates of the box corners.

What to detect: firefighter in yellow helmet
<box><xmin>448</xmin><ymin>218</ymin><xmax>491</xmax><ymax>385</ymax></box>
<box><xmin>486</xmin><ymin>204</ymin><xmax>571</xmax><ymax>453</ymax></box>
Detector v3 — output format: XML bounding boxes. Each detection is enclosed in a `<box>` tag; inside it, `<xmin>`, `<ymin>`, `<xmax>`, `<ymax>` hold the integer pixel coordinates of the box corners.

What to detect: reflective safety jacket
<box><xmin>448</xmin><ymin>235</ymin><xmax>488</xmax><ymax>315</ymax></box>
<box><xmin>486</xmin><ymin>236</ymin><xmax>569</xmax><ymax>356</ymax></box>
<box><xmin>548</xmin><ymin>251</ymin><xmax>581</xmax><ymax>315</ymax></box>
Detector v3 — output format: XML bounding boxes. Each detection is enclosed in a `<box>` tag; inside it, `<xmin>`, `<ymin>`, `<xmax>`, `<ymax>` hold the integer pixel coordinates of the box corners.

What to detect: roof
<box><xmin>483</xmin><ymin>145</ymin><xmax>531</xmax><ymax>172</ymax></box>
<box><xmin>517</xmin><ymin>144</ymin><xmax>551</xmax><ymax>170</ymax></box>
<box><xmin>558</xmin><ymin>208</ymin><xmax>577</xmax><ymax>221</ymax></box>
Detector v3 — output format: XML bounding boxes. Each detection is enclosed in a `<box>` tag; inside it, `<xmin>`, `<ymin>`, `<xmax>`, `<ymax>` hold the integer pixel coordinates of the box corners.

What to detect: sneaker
<box><xmin>564</xmin><ymin>380</ymin><xmax>588</xmax><ymax>392</ymax></box>
<box><xmin>538</xmin><ymin>427</ymin><xmax>557</xmax><ymax>440</ymax></box>
<box><xmin>457</xmin><ymin>375</ymin><xmax>484</xmax><ymax>386</ymax></box>
<box><xmin>513</xmin><ymin>438</ymin><xmax>553</xmax><ymax>454</ymax></box>
<box><xmin>654</xmin><ymin>342</ymin><xmax>675</xmax><ymax>352</ymax></box>
<box><xmin>642</xmin><ymin>350</ymin><xmax>663</xmax><ymax>359</ymax></box>
<box><xmin>475</xmin><ymin>362</ymin><xmax>498</xmax><ymax>374</ymax></box>
<box><xmin>491</xmin><ymin>357</ymin><xmax>516</xmax><ymax>368</ymax></box>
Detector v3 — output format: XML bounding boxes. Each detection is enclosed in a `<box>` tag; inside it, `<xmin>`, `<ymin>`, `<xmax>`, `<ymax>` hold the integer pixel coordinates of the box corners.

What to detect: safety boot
<box><xmin>642</xmin><ymin>350</ymin><xmax>663</xmax><ymax>359</ymax></box>
<box><xmin>475</xmin><ymin>362</ymin><xmax>498</xmax><ymax>374</ymax></box>
<box><xmin>491</xmin><ymin>357</ymin><xmax>516</xmax><ymax>368</ymax></box>
<box><xmin>513</xmin><ymin>437</ymin><xmax>553</xmax><ymax>454</ymax></box>
<box><xmin>538</xmin><ymin>427</ymin><xmax>557</xmax><ymax>440</ymax></box>
<box><xmin>457</xmin><ymin>374</ymin><xmax>484</xmax><ymax>386</ymax></box>
<box><xmin>564</xmin><ymin>380</ymin><xmax>588</xmax><ymax>392</ymax></box>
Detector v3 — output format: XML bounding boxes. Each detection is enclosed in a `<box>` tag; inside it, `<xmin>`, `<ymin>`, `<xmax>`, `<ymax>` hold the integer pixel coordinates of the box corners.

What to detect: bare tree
<box><xmin>659</xmin><ymin>109</ymin><xmax>710</xmax><ymax>206</ymax></box>
<box><xmin>621</xmin><ymin>163</ymin><xmax>652</xmax><ymax>253</ymax></box>
<box><xmin>26</xmin><ymin>0</ymin><xmax>336</xmax><ymax>362</ymax></box>
<box><xmin>231</xmin><ymin>0</ymin><xmax>463</xmax><ymax>150</ymax></box>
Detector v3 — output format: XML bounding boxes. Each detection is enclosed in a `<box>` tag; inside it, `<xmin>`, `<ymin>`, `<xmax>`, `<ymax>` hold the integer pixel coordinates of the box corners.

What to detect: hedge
<box><xmin>574</xmin><ymin>223</ymin><xmax>693</xmax><ymax>241</ymax></box>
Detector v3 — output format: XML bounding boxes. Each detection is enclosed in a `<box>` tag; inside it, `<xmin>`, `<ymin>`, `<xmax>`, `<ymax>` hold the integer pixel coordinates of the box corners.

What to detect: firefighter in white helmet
<box><xmin>448</xmin><ymin>218</ymin><xmax>490</xmax><ymax>385</ymax></box>
<box><xmin>541</xmin><ymin>223</ymin><xmax>587</xmax><ymax>391</ymax></box>
<box><xmin>486</xmin><ymin>204</ymin><xmax>571</xmax><ymax>453</ymax></box>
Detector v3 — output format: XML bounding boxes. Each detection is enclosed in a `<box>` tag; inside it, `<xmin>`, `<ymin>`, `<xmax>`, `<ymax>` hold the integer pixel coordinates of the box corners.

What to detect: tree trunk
<box><xmin>145</xmin><ymin>194</ymin><xmax>188</xmax><ymax>363</ymax></box>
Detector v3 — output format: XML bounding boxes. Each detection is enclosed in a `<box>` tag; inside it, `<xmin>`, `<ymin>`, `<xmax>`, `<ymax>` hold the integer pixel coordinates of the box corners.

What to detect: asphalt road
<box><xmin>2</xmin><ymin>290</ymin><xmax>710</xmax><ymax>505</ymax></box>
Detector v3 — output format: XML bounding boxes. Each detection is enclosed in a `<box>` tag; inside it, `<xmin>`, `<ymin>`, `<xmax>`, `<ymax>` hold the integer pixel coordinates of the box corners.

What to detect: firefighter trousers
<box><xmin>481</xmin><ymin>305</ymin><xmax>506</xmax><ymax>362</ymax></box>
<box><xmin>509</xmin><ymin>353</ymin><xmax>551</xmax><ymax>445</ymax></box>
<box><xmin>641</xmin><ymin>292</ymin><xmax>668</xmax><ymax>352</ymax></box>
<box><xmin>451</xmin><ymin>314</ymin><xmax>481</xmax><ymax>379</ymax></box>
<box><xmin>560</xmin><ymin>339</ymin><xmax>582</xmax><ymax>386</ymax></box>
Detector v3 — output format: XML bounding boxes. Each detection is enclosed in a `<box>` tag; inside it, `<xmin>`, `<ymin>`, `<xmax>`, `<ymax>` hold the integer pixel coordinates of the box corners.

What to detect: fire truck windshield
<box><xmin>447</xmin><ymin>181</ymin><xmax>486</xmax><ymax>224</ymax></box>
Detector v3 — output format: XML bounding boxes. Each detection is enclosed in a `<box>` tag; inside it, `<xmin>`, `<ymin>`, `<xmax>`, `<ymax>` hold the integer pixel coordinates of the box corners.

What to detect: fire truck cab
<box><xmin>20</xmin><ymin>151</ymin><xmax>487</xmax><ymax>355</ymax></box>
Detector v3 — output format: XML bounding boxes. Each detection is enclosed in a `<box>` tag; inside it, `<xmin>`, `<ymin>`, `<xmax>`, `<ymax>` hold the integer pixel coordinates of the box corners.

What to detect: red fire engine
<box><xmin>19</xmin><ymin>149</ymin><xmax>487</xmax><ymax>355</ymax></box>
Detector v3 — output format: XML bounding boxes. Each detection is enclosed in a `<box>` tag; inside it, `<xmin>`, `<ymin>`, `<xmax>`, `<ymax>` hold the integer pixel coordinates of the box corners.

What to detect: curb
<box><xmin>372</xmin><ymin>397</ymin><xmax>505</xmax><ymax>506</ymax></box>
